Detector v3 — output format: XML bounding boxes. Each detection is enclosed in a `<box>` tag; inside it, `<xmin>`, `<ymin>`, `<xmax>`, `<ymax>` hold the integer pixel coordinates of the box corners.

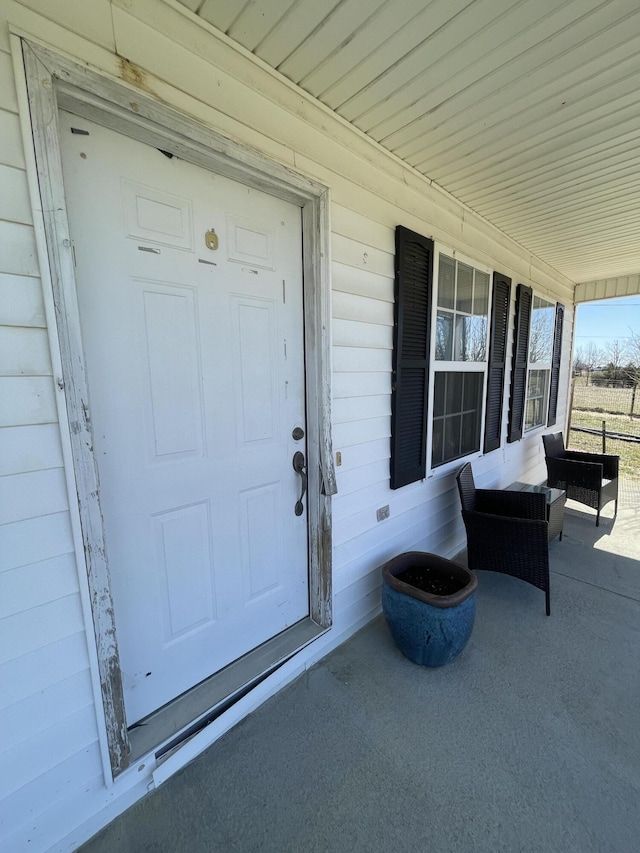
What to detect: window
<box><xmin>430</xmin><ymin>254</ymin><xmax>490</xmax><ymax>469</ymax></box>
<box><xmin>391</xmin><ymin>226</ymin><xmax>562</xmax><ymax>490</ymax></box>
<box><xmin>508</xmin><ymin>284</ymin><xmax>564</xmax><ymax>442</ymax></box>
<box><xmin>524</xmin><ymin>296</ymin><xmax>555</xmax><ymax>431</ymax></box>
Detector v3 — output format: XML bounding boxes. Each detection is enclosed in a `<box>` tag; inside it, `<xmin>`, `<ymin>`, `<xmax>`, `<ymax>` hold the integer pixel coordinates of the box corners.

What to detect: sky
<box><xmin>573</xmin><ymin>294</ymin><xmax>640</xmax><ymax>358</ymax></box>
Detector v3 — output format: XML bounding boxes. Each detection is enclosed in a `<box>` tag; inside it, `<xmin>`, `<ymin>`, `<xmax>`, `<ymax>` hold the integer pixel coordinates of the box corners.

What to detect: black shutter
<box><xmin>483</xmin><ymin>271</ymin><xmax>511</xmax><ymax>453</ymax></box>
<box><xmin>390</xmin><ymin>226</ymin><xmax>433</xmax><ymax>489</ymax></box>
<box><xmin>547</xmin><ymin>302</ymin><xmax>564</xmax><ymax>426</ymax></box>
<box><xmin>507</xmin><ymin>283</ymin><xmax>532</xmax><ymax>443</ymax></box>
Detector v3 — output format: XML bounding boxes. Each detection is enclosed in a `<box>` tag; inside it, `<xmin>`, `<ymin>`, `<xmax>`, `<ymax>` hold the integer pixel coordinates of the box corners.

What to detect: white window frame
<box><xmin>426</xmin><ymin>247</ymin><xmax>493</xmax><ymax>476</ymax></box>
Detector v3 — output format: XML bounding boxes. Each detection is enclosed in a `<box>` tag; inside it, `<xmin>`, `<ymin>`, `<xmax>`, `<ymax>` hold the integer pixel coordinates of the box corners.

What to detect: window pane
<box><xmin>446</xmin><ymin>371</ymin><xmax>463</xmax><ymax>413</ymax></box>
<box><xmin>529</xmin><ymin>296</ymin><xmax>554</xmax><ymax>364</ymax></box>
<box><xmin>456</xmin><ymin>263</ymin><xmax>473</xmax><ymax>313</ymax></box>
<box><xmin>473</xmin><ymin>271</ymin><xmax>490</xmax><ymax>316</ymax></box>
<box><xmin>438</xmin><ymin>255</ymin><xmax>455</xmax><ymax>310</ymax></box>
<box><xmin>525</xmin><ymin>397</ymin><xmax>543</xmax><ymax>431</ymax></box>
<box><xmin>444</xmin><ymin>414</ymin><xmax>462</xmax><ymax>462</ymax></box>
<box><xmin>436</xmin><ymin>255</ymin><xmax>489</xmax><ymax>365</ymax></box>
<box><xmin>525</xmin><ymin>368</ymin><xmax>548</xmax><ymax>430</ymax></box>
<box><xmin>431</xmin><ymin>371</ymin><xmax>483</xmax><ymax>467</ymax></box>
<box><xmin>433</xmin><ymin>372</ymin><xmax>446</xmax><ymax>416</ymax></box>
<box><xmin>455</xmin><ymin>315</ymin><xmax>486</xmax><ymax>362</ymax></box>
<box><xmin>454</xmin><ymin>315</ymin><xmax>468</xmax><ymax>361</ymax></box>
<box><xmin>461</xmin><ymin>411</ymin><xmax>480</xmax><ymax>456</ymax></box>
<box><xmin>432</xmin><ymin>417</ymin><xmax>444</xmax><ymax>466</ymax></box>
<box><xmin>435</xmin><ymin>312</ymin><xmax>453</xmax><ymax>360</ymax></box>
<box><xmin>463</xmin><ymin>371</ymin><xmax>482</xmax><ymax>410</ymax></box>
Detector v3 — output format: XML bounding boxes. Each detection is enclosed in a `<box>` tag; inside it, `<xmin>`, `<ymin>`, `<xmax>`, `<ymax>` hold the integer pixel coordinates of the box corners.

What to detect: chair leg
<box><xmin>596</xmin><ymin>507</ymin><xmax>600</xmax><ymax>526</ymax></box>
<box><xmin>545</xmin><ymin>588</ymin><xmax>550</xmax><ymax>616</ymax></box>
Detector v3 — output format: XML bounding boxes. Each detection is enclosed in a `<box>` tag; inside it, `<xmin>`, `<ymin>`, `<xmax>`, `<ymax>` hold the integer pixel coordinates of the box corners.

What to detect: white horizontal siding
<box><xmin>0</xmin><ymin>163</ymin><xmax>32</xmax><ymax>224</ymax></box>
<box><xmin>0</xmin><ymin>703</ymin><xmax>98</xmax><ymax>801</ymax></box>
<box><xmin>0</xmin><ymin>273</ymin><xmax>46</xmax><ymax>326</ymax></box>
<box><xmin>0</xmin><ymin>49</ymin><xmax>16</xmax><ymax>110</ymax></box>
<box><xmin>332</xmin><ymin>394</ymin><xmax>389</xmax><ymax>425</ymax></box>
<box><xmin>332</xmin><ymin>437</ymin><xmax>389</xmax><ymax>471</ymax></box>
<box><xmin>0</xmin><ymin>109</ymin><xmax>26</xmax><ymax>169</ymax></box>
<box><xmin>333</xmin><ymin>415</ymin><xmax>389</xmax><ymax>448</ymax></box>
<box><xmin>333</xmin><ymin>345</ymin><xmax>390</xmax><ymax>373</ymax></box>
<box><xmin>0</xmin><ymin>593</ymin><xmax>85</xmax><ymax>666</ymax></box>
<box><xmin>332</xmin><ymin>260</ymin><xmax>393</xmax><ymax>302</ymax></box>
<box><xmin>335</xmin><ymin>458</ymin><xmax>389</xmax><ymax>496</ymax></box>
<box><xmin>0</xmin><ymin>324</ymin><xmax>51</xmax><ymax>374</ymax></box>
<box><xmin>332</xmin><ymin>318</ymin><xmax>392</xmax><ymax>349</ymax></box>
<box><xmin>0</xmin><ymin>511</ymin><xmax>75</xmax><ymax>576</ymax></box>
<box><xmin>12</xmin><ymin>0</ymin><xmax>116</xmax><ymax>50</ymax></box>
<box><xmin>0</xmin><ymin>631</ymin><xmax>89</xmax><ymax>709</ymax></box>
<box><xmin>0</xmin><ymin>219</ymin><xmax>39</xmax><ymax>276</ymax></box>
<box><xmin>332</xmin><ymin>233</ymin><xmax>394</xmax><ymax>277</ymax></box>
<box><xmin>333</xmin><ymin>372</ymin><xmax>390</xmax><ymax>399</ymax></box>
<box><xmin>332</xmin><ymin>290</ymin><xmax>393</xmax><ymax>325</ymax></box>
<box><xmin>0</xmin><ymin>744</ymin><xmax>103</xmax><ymax>849</ymax></box>
<box><xmin>0</xmin><ymin>423</ymin><xmax>64</xmax><ymax>476</ymax></box>
<box><xmin>0</xmin><ymin>468</ymin><xmax>69</xmax><ymax>525</ymax></box>
<box><xmin>0</xmin><ymin>669</ymin><xmax>93</xmax><ymax>753</ymax></box>
<box><xmin>0</xmin><ymin>375</ymin><xmax>57</xmax><ymax>426</ymax></box>
<box><xmin>0</xmin><ymin>552</ymin><xmax>79</xmax><ymax>618</ymax></box>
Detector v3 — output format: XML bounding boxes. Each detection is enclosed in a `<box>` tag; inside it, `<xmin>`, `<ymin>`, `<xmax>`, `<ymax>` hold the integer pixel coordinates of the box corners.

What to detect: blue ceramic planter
<box><xmin>381</xmin><ymin>552</ymin><xmax>477</xmax><ymax>667</ymax></box>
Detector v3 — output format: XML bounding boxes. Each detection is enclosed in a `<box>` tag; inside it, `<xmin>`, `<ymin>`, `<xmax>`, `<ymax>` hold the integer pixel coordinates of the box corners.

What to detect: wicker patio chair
<box><xmin>542</xmin><ymin>432</ymin><xmax>618</xmax><ymax>527</ymax></box>
<box><xmin>456</xmin><ymin>462</ymin><xmax>551</xmax><ymax>615</ymax></box>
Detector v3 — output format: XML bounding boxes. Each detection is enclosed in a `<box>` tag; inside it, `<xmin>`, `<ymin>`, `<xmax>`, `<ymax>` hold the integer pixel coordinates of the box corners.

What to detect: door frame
<box><xmin>20</xmin><ymin>39</ymin><xmax>335</xmax><ymax>778</ymax></box>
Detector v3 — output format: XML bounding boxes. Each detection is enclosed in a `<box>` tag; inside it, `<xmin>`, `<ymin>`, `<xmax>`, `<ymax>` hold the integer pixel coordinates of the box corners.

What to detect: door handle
<box><xmin>292</xmin><ymin>451</ymin><xmax>307</xmax><ymax>516</ymax></box>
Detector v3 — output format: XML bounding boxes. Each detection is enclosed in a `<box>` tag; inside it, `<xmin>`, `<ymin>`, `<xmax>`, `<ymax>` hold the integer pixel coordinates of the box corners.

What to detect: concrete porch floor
<box><xmin>81</xmin><ymin>492</ymin><xmax>640</xmax><ymax>853</ymax></box>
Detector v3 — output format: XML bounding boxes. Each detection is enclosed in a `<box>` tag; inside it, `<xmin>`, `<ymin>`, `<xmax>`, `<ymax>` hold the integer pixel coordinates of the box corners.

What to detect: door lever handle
<box><xmin>292</xmin><ymin>451</ymin><xmax>307</xmax><ymax>516</ymax></box>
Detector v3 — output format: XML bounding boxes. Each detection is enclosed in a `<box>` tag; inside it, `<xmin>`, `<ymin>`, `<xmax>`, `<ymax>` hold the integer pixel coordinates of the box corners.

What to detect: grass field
<box><xmin>569</xmin><ymin>381</ymin><xmax>640</xmax><ymax>479</ymax></box>
<box><xmin>572</xmin><ymin>376</ymin><xmax>639</xmax><ymax>418</ymax></box>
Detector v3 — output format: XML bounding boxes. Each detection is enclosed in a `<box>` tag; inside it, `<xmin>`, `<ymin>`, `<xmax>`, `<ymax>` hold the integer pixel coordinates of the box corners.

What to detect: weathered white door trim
<box><xmin>20</xmin><ymin>39</ymin><xmax>335</xmax><ymax>777</ymax></box>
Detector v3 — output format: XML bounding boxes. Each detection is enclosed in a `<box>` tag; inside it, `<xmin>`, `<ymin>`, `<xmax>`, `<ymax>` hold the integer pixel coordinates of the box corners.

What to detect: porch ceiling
<box><xmin>176</xmin><ymin>0</ymin><xmax>640</xmax><ymax>286</ymax></box>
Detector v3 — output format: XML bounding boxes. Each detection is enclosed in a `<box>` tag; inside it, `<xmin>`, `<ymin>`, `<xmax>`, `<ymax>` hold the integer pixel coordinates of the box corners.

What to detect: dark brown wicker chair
<box><xmin>456</xmin><ymin>462</ymin><xmax>551</xmax><ymax>615</ymax></box>
<box><xmin>542</xmin><ymin>432</ymin><xmax>618</xmax><ymax>526</ymax></box>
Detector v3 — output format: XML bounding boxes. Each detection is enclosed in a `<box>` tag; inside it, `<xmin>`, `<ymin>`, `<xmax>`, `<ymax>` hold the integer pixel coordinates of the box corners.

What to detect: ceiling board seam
<box><xmin>436</xmin><ymin>98</ymin><xmax>640</xmax><ymax>194</ymax></box>
<box><xmin>401</xmin><ymin>47</ymin><xmax>640</xmax><ymax>166</ymax></box>
<box><xmin>368</xmin><ymin>0</ymin><xmax>637</xmax><ymax>148</ymax></box>
<box><xmin>478</xmin><ymin>165</ymin><xmax>640</xmax><ymax>219</ymax></box>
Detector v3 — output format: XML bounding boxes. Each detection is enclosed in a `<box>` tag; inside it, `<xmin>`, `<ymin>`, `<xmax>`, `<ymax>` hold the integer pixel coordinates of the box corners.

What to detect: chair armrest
<box><xmin>565</xmin><ymin>450</ymin><xmax>619</xmax><ymax>479</ymax></box>
<box><xmin>476</xmin><ymin>488</ymin><xmax>547</xmax><ymax>521</ymax></box>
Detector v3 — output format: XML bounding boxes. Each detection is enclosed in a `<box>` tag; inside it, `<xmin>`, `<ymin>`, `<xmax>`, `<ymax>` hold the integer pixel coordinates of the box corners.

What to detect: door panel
<box><xmin>59</xmin><ymin>112</ymin><xmax>308</xmax><ymax>724</ymax></box>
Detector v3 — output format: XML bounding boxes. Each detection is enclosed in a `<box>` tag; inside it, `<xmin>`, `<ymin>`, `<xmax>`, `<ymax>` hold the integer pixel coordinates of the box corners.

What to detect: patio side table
<box><xmin>505</xmin><ymin>482</ymin><xmax>566</xmax><ymax>542</ymax></box>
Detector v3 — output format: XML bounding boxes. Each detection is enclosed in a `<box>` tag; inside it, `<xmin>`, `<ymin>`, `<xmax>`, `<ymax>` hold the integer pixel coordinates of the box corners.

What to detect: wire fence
<box><xmin>568</xmin><ymin>378</ymin><xmax>640</xmax><ymax>479</ymax></box>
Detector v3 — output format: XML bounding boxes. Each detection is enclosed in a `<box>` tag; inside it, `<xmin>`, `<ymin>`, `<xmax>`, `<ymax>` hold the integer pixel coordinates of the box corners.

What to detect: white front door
<box><xmin>59</xmin><ymin>112</ymin><xmax>309</xmax><ymax>724</ymax></box>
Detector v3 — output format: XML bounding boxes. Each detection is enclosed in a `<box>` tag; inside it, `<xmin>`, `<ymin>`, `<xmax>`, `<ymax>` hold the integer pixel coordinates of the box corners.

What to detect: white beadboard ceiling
<box><xmin>177</xmin><ymin>0</ymin><xmax>640</xmax><ymax>286</ymax></box>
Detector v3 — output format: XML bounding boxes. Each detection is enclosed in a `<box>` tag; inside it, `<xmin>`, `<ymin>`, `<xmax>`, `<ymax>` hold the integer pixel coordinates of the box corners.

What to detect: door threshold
<box><xmin>128</xmin><ymin>618</ymin><xmax>325</xmax><ymax>763</ymax></box>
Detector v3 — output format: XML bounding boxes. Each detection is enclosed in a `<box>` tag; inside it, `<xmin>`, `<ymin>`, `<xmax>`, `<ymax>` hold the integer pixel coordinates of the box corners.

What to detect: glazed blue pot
<box><xmin>381</xmin><ymin>552</ymin><xmax>477</xmax><ymax>667</ymax></box>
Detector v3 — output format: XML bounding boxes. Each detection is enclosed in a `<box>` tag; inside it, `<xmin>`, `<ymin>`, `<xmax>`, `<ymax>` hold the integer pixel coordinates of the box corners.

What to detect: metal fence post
<box><xmin>602</xmin><ymin>419</ymin><xmax>606</xmax><ymax>453</ymax></box>
<box><xmin>631</xmin><ymin>382</ymin><xmax>637</xmax><ymax>420</ymax></box>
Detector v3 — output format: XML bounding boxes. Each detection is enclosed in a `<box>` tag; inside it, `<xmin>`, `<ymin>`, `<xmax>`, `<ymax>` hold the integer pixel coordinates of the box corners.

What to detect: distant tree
<box><xmin>599</xmin><ymin>339</ymin><xmax>629</xmax><ymax>383</ymax></box>
<box><xmin>583</xmin><ymin>341</ymin><xmax>603</xmax><ymax>385</ymax></box>
<box><xmin>573</xmin><ymin>345</ymin><xmax>586</xmax><ymax>376</ymax></box>
<box><xmin>628</xmin><ymin>329</ymin><xmax>640</xmax><ymax>369</ymax></box>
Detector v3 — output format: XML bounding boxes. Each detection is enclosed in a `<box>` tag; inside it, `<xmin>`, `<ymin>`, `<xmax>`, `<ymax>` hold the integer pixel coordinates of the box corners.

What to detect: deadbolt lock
<box><xmin>205</xmin><ymin>229</ymin><xmax>219</xmax><ymax>251</ymax></box>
